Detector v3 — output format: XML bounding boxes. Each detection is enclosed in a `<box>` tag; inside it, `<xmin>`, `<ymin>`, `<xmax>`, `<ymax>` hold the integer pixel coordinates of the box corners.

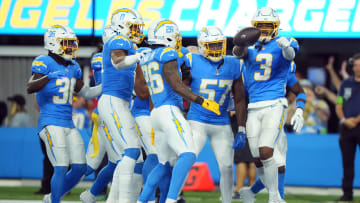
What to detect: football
<box><xmin>233</xmin><ymin>27</ymin><xmax>261</xmax><ymax>47</ymax></box>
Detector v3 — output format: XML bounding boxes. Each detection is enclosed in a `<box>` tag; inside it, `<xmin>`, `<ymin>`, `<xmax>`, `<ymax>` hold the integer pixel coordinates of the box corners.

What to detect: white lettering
<box><xmin>170</xmin><ymin>0</ymin><xmax>200</xmax><ymax>31</ymax></box>
<box><xmin>195</xmin><ymin>0</ymin><xmax>231</xmax><ymax>30</ymax></box>
<box><xmin>267</xmin><ymin>0</ymin><xmax>295</xmax><ymax>31</ymax></box>
<box><xmin>223</xmin><ymin>0</ymin><xmax>257</xmax><ymax>36</ymax></box>
<box><xmin>293</xmin><ymin>0</ymin><xmax>325</xmax><ymax>32</ymax></box>
<box><xmin>352</xmin><ymin>0</ymin><xmax>360</xmax><ymax>31</ymax></box>
<box><xmin>323</xmin><ymin>0</ymin><xmax>355</xmax><ymax>32</ymax></box>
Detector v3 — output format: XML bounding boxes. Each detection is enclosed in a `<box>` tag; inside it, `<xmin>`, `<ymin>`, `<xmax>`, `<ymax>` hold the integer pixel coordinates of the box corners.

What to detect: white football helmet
<box><xmin>111</xmin><ymin>8</ymin><xmax>144</xmax><ymax>44</ymax></box>
<box><xmin>147</xmin><ymin>19</ymin><xmax>182</xmax><ymax>52</ymax></box>
<box><xmin>102</xmin><ymin>25</ymin><xmax>117</xmax><ymax>44</ymax></box>
<box><xmin>251</xmin><ymin>7</ymin><xmax>280</xmax><ymax>42</ymax></box>
<box><xmin>44</xmin><ymin>24</ymin><xmax>78</xmax><ymax>60</ymax></box>
<box><xmin>197</xmin><ymin>25</ymin><xmax>226</xmax><ymax>62</ymax></box>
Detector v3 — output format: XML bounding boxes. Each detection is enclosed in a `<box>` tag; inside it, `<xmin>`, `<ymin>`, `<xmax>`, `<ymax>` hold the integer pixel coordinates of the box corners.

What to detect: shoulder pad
<box><xmin>108</xmin><ymin>35</ymin><xmax>133</xmax><ymax>51</ymax></box>
<box><xmin>157</xmin><ymin>48</ymin><xmax>178</xmax><ymax>63</ymax></box>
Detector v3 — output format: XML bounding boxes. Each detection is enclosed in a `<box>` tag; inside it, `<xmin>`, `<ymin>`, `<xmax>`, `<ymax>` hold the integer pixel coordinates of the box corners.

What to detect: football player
<box><xmin>137</xmin><ymin>19</ymin><xmax>220</xmax><ymax>203</ymax></box>
<box><xmin>97</xmin><ymin>8</ymin><xmax>150</xmax><ymax>203</ymax></box>
<box><xmin>240</xmin><ymin>62</ymin><xmax>306</xmax><ymax>203</ymax></box>
<box><xmin>232</xmin><ymin>7</ymin><xmax>304</xmax><ymax>203</ymax></box>
<box><xmin>27</xmin><ymin>25</ymin><xmax>102</xmax><ymax>203</ymax></box>
<box><xmin>80</xmin><ymin>25</ymin><xmax>122</xmax><ymax>203</ymax></box>
<box><xmin>183</xmin><ymin>25</ymin><xmax>246</xmax><ymax>203</ymax></box>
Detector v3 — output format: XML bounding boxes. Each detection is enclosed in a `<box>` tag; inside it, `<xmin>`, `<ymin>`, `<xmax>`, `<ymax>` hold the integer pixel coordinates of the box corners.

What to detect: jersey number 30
<box><xmin>53</xmin><ymin>77</ymin><xmax>76</xmax><ymax>104</ymax></box>
<box><xmin>254</xmin><ymin>53</ymin><xmax>272</xmax><ymax>81</ymax></box>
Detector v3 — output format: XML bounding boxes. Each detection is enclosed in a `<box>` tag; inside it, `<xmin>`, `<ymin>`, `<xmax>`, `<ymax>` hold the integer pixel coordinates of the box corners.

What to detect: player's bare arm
<box><xmin>111</xmin><ymin>49</ymin><xmax>127</xmax><ymax>65</ymax></box>
<box><xmin>27</xmin><ymin>73</ymin><xmax>50</xmax><ymax>94</ymax></box>
<box><xmin>181</xmin><ymin>63</ymin><xmax>192</xmax><ymax>86</ymax></box>
<box><xmin>288</xmin><ymin>82</ymin><xmax>305</xmax><ymax>104</ymax></box>
<box><xmin>232</xmin><ymin>76</ymin><xmax>247</xmax><ymax>127</ymax></box>
<box><xmin>134</xmin><ymin>64</ymin><xmax>150</xmax><ymax>100</ymax></box>
<box><xmin>163</xmin><ymin>60</ymin><xmax>199</xmax><ymax>102</ymax></box>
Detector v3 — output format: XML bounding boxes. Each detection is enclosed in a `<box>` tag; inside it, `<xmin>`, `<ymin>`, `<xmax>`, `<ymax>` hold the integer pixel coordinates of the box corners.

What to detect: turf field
<box><xmin>0</xmin><ymin>186</ymin><xmax>359</xmax><ymax>202</ymax></box>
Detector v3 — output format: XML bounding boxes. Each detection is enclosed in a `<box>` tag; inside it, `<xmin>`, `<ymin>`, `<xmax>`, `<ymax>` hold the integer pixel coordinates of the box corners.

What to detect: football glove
<box><xmin>48</xmin><ymin>70</ymin><xmax>67</xmax><ymax>80</ymax></box>
<box><xmin>291</xmin><ymin>108</ymin><xmax>304</xmax><ymax>133</ymax></box>
<box><xmin>276</xmin><ymin>37</ymin><xmax>290</xmax><ymax>49</ymax></box>
<box><xmin>233</xmin><ymin>126</ymin><xmax>246</xmax><ymax>150</ymax></box>
<box><xmin>201</xmin><ymin>99</ymin><xmax>221</xmax><ymax>115</ymax></box>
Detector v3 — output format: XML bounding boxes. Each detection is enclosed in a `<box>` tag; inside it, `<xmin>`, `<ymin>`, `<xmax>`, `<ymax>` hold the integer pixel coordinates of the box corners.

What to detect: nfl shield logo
<box><xmin>344</xmin><ymin>88</ymin><xmax>352</xmax><ymax>100</ymax></box>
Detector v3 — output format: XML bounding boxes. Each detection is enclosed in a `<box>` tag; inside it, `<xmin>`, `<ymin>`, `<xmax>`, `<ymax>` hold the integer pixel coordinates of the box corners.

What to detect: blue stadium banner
<box><xmin>1</xmin><ymin>0</ymin><xmax>360</xmax><ymax>38</ymax></box>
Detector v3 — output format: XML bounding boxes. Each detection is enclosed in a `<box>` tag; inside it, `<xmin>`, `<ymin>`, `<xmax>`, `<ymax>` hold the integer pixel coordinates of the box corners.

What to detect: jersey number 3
<box><xmin>53</xmin><ymin>77</ymin><xmax>76</xmax><ymax>104</ymax></box>
<box><xmin>254</xmin><ymin>53</ymin><xmax>272</xmax><ymax>81</ymax></box>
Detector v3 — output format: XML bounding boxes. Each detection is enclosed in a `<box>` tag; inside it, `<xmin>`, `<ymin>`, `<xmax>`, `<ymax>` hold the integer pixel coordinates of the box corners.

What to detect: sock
<box><xmin>138</xmin><ymin>162</ymin><xmax>171</xmax><ymax>202</ymax></box>
<box><xmin>167</xmin><ymin>152</ymin><xmax>196</xmax><ymax>200</ymax></box>
<box><xmin>250</xmin><ymin>178</ymin><xmax>265</xmax><ymax>194</ymax></box>
<box><xmin>262</xmin><ymin>157</ymin><xmax>280</xmax><ymax>200</ymax></box>
<box><xmin>129</xmin><ymin>170</ymin><xmax>143</xmax><ymax>202</ymax></box>
<box><xmin>278</xmin><ymin>172</ymin><xmax>285</xmax><ymax>199</ymax></box>
<box><xmin>51</xmin><ymin>166</ymin><xmax>67</xmax><ymax>203</ymax></box>
<box><xmin>142</xmin><ymin>154</ymin><xmax>158</xmax><ymax>202</ymax></box>
<box><xmin>61</xmin><ymin>164</ymin><xmax>86</xmax><ymax>197</ymax></box>
<box><xmin>90</xmin><ymin>161</ymin><xmax>116</xmax><ymax>196</ymax></box>
<box><xmin>107</xmin><ymin>162</ymin><xmax>121</xmax><ymax>202</ymax></box>
<box><xmin>117</xmin><ymin>148</ymin><xmax>140</xmax><ymax>201</ymax></box>
<box><xmin>219</xmin><ymin>164</ymin><xmax>233</xmax><ymax>203</ymax></box>
<box><xmin>84</xmin><ymin>165</ymin><xmax>95</xmax><ymax>176</ymax></box>
<box><xmin>142</xmin><ymin>154</ymin><xmax>159</xmax><ymax>183</ymax></box>
<box><xmin>159</xmin><ymin>166</ymin><xmax>172</xmax><ymax>203</ymax></box>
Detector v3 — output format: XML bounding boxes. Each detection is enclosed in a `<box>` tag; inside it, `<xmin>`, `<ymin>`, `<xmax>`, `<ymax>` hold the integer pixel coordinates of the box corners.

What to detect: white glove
<box><xmin>135</xmin><ymin>49</ymin><xmax>152</xmax><ymax>62</ymax></box>
<box><xmin>276</xmin><ymin>37</ymin><xmax>290</xmax><ymax>49</ymax></box>
<box><xmin>291</xmin><ymin>108</ymin><xmax>304</xmax><ymax>133</ymax></box>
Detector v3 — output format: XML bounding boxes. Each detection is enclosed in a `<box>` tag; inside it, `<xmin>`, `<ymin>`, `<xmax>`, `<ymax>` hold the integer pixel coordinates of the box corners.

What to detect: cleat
<box><xmin>80</xmin><ymin>190</ymin><xmax>96</xmax><ymax>203</ymax></box>
<box><xmin>43</xmin><ymin>193</ymin><xmax>51</xmax><ymax>203</ymax></box>
<box><xmin>240</xmin><ymin>187</ymin><xmax>256</xmax><ymax>203</ymax></box>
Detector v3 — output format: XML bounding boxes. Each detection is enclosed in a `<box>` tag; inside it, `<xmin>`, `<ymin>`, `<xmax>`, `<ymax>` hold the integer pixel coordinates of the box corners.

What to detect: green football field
<box><xmin>0</xmin><ymin>186</ymin><xmax>360</xmax><ymax>202</ymax></box>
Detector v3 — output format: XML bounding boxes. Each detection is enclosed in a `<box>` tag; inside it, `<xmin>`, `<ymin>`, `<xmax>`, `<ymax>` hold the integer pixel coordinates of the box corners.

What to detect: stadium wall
<box><xmin>0</xmin><ymin>128</ymin><xmax>359</xmax><ymax>188</ymax></box>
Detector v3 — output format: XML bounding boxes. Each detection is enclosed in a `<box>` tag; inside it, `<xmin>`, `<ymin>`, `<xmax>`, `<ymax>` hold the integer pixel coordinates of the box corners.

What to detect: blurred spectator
<box><xmin>72</xmin><ymin>96</ymin><xmax>91</xmax><ymax>129</ymax></box>
<box><xmin>325</xmin><ymin>56</ymin><xmax>350</xmax><ymax>91</ymax></box>
<box><xmin>335</xmin><ymin>53</ymin><xmax>360</xmax><ymax>202</ymax></box>
<box><xmin>314</xmin><ymin>86</ymin><xmax>337</xmax><ymax>105</ymax></box>
<box><xmin>288</xmin><ymin>80</ymin><xmax>330</xmax><ymax>134</ymax></box>
<box><xmin>0</xmin><ymin>101</ymin><xmax>7</xmax><ymax>126</ymax></box>
<box><xmin>6</xmin><ymin>94</ymin><xmax>33</xmax><ymax>127</ymax></box>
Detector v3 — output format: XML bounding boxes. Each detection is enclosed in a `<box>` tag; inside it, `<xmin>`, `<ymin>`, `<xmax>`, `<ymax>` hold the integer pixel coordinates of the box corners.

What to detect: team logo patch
<box><xmin>344</xmin><ymin>88</ymin><xmax>352</xmax><ymax>100</ymax></box>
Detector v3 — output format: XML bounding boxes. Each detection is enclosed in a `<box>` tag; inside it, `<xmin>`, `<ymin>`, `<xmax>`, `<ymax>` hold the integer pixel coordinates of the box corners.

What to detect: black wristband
<box><xmin>195</xmin><ymin>96</ymin><xmax>204</xmax><ymax>105</ymax></box>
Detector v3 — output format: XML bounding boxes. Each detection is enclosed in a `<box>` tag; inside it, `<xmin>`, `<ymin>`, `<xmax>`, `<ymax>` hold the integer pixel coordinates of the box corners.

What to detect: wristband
<box><xmin>340</xmin><ymin>118</ymin><xmax>346</xmax><ymax>125</ymax></box>
<box><xmin>195</xmin><ymin>96</ymin><xmax>204</xmax><ymax>105</ymax></box>
<box><xmin>296</xmin><ymin>101</ymin><xmax>305</xmax><ymax>110</ymax></box>
<box><xmin>238</xmin><ymin>126</ymin><xmax>246</xmax><ymax>133</ymax></box>
<box><xmin>296</xmin><ymin>93</ymin><xmax>307</xmax><ymax>101</ymax></box>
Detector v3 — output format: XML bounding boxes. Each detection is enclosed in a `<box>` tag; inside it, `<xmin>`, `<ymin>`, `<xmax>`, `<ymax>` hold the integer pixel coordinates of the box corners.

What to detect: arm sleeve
<box><xmin>31</xmin><ymin>57</ymin><xmax>49</xmax><ymax>75</ymax></box>
<box><xmin>184</xmin><ymin>53</ymin><xmax>192</xmax><ymax>68</ymax></box>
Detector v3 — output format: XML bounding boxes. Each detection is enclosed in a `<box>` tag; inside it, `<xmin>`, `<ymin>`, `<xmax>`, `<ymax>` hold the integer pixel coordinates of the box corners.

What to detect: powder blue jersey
<box><xmin>243</xmin><ymin>37</ymin><xmax>299</xmax><ymax>104</ymax></box>
<box><xmin>31</xmin><ymin>55</ymin><xmax>82</xmax><ymax>132</ymax></box>
<box><xmin>287</xmin><ymin>61</ymin><xmax>297</xmax><ymax>87</ymax></box>
<box><xmin>131</xmin><ymin>97</ymin><xmax>150</xmax><ymax>117</ymax></box>
<box><xmin>90</xmin><ymin>52</ymin><xmax>103</xmax><ymax>115</ymax></box>
<box><xmin>102</xmin><ymin>34</ymin><xmax>136</xmax><ymax>102</ymax></box>
<box><xmin>91</xmin><ymin>52</ymin><xmax>102</xmax><ymax>85</ymax></box>
<box><xmin>185</xmin><ymin>54</ymin><xmax>242</xmax><ymax>125</ymax></box>
<box><xmin>141</xmin><ymin>47</ymin><xmax>183</xmax><ymax>109</ymax></box>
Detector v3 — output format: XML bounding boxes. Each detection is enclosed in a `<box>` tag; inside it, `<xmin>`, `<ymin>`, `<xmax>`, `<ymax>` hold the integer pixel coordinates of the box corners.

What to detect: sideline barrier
<box><xmin>0</xmin><ymin>128</ymin><xmax>359</xmax><ymax>187</ymax></box>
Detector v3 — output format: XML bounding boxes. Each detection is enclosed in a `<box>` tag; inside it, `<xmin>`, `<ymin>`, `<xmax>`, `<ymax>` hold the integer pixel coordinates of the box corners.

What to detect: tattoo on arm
<box><xmin>163</xmin><ymin>60</ymin><xmax>198</xmax><ymax>102</ymax></box>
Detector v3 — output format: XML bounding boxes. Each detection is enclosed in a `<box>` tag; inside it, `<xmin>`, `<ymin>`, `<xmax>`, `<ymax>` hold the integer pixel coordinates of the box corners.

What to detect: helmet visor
<box><xmin>128</xmin><ymin>22</ymin><xmax>145</xmax><ymax>44</ymax></box>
